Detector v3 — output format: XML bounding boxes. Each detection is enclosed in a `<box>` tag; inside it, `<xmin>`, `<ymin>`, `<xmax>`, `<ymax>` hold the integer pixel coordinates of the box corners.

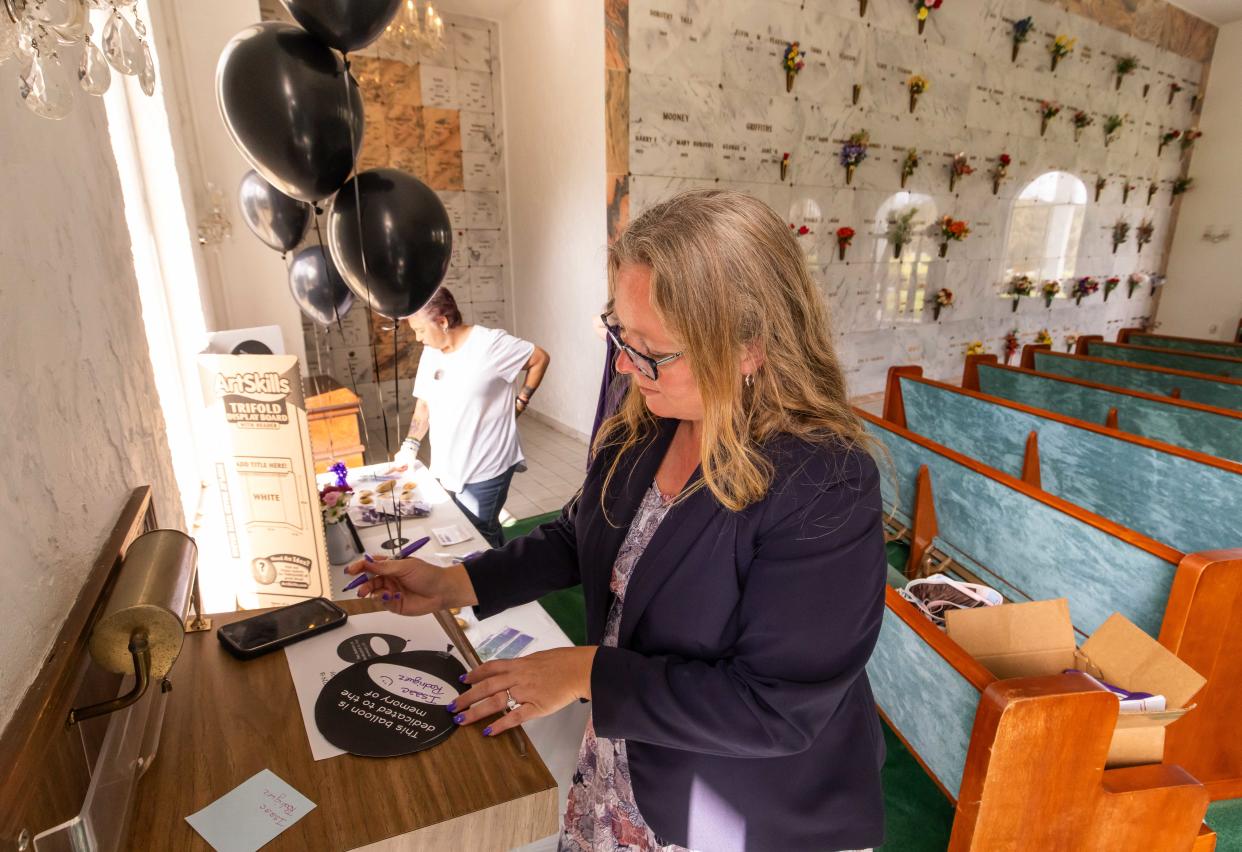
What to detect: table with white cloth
<box><xmin>318</xmin><ymin>462</ymin><xmax>589</xmax><ymax>851</ymax></box>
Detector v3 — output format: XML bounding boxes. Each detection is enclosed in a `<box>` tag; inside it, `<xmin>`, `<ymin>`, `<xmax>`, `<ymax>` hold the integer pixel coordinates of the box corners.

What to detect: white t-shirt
<box><xmin>413</xmin><ymin>325</ymin><xmax>535</xmax><ymax>492</ymax></box>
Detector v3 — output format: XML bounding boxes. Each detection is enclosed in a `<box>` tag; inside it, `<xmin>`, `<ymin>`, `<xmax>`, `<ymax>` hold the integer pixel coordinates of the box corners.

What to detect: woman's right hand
<box><xmin>345</xmin><ymin>555</ymin><xmax>479</xmax><ymax>616</ymax></box>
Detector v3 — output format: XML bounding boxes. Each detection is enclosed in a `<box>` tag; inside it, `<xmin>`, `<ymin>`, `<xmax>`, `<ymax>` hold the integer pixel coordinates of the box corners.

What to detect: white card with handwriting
<box><xmin>185</xmin><ymin>769</ymin><xmax>315</xmax><ymax>852</ymax></box>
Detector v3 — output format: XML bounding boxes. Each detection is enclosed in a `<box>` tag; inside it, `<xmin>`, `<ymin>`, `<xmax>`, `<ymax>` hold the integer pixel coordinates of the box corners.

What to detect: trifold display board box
<box><xmin>199</xmin><ymin>353</ymin><xmax>330</xmax><ymax>609</ymax></box>
<box><xmin>946</xmin><ymin>599</ymin><xmax>1205</xmax><ymax>767</ymax></box>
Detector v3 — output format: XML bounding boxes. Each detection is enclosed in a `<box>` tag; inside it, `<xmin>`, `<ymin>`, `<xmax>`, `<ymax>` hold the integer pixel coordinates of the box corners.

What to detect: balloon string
<box><xmin>341</xmin><ymin>53</ymin><xmax>392</xmax><ymax>462</ymax></box>
<box><xmin>392</xmin><ymin>323</ymin><xmax>403</xmax><ymax>547</ymax></box>
<box><xmin>311</xmin><ymin>213</ymin><xmax>370</xmax><ymax>449</ymax></box>
<box><xmin>310</xmin><ymin>322</ymin><xmax>339</xmax><ymax>464</ymax></box>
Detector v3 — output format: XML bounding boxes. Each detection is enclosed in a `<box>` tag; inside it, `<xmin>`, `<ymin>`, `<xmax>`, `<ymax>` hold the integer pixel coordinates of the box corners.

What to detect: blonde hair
<box><xmin>595</xmin><ymin>189</ymin><xmax>872</xmax><ymax>513</ymax></box>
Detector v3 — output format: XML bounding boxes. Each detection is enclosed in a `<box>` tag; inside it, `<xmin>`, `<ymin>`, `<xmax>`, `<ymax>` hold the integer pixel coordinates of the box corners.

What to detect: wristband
<box><xmin>517</xmin><ymin>395</ymin><xmax>531</xmax><ymax>405</ymax></box>
<box><xmin>402</xmin><ymin>437</ymin><xmax>421</xmax><ymax>453</ymax></box>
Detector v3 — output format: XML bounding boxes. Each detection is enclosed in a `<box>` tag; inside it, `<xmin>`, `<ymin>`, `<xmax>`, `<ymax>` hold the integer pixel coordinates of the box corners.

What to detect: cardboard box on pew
<box><xmin>945</xmin><ymin>599</ymin><xmax>1205</xmax><ymax>767</ymax></box>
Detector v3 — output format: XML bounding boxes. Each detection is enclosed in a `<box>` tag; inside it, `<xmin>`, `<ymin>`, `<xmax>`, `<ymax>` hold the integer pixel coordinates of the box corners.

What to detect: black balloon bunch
<box><xmin>217</xmin><ymin>1</ymin><xmax>453</xmax><ymax>325</ymax></box>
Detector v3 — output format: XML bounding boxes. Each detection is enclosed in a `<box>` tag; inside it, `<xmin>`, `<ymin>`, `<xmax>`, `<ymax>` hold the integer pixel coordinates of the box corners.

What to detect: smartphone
<box><xmin>217</xmin><ymin>597</ymin><xmax>348</xmax><ymax>659</ymax></box>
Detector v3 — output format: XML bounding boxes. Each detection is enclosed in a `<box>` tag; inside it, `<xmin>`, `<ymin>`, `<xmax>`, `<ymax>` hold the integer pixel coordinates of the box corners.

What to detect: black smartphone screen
<box><xmin>218</xmin><ymin>598</ymin><xmax>346</xmax><ymax>654</ymax></box>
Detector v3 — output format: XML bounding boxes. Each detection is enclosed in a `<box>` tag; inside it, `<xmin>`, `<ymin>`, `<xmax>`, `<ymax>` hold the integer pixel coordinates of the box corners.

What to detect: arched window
<box><xmin>1002</xmin><ymin>171</ymin><xmax>1087</xmax><ymax>285</ymax></box>
<box><xmin>873</xmin><ymin>191</ymin><xmax>939</xmax><ymax>321</ymax></box>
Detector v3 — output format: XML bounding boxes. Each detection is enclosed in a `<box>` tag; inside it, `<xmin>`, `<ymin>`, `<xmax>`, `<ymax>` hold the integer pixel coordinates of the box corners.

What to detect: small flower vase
<box><xmin>325</xmin><ymin>518</ymin><xmax>358</xmax><ymax>565</ymax></box>
<box><xmin>992</xmin><ymin>176</ymin><xmax>1001</xmax><ymax>196</ymax></box>
<box><xmin>1137</xmin><ymin>242</ymin><xmax>1144</xmax><ymax>255</ymax></box>
<box><xmin>1012</xmin><ymin>42</ymin><xmax>1020</xmax><ymax>63</ymax></box>
<box><xmin>1168</xmin><ymin>89</ymin><xmax>1177</xmax><ymax>106</ymax></box>
<box><xmin>1142</xmin><ymin>83</ymin><xmax>1150</xmax><ymax>98</ymax></box>
<box><xmin>839</xmin><ymin>243</ymin><xmax>848</xmax><ymax>261</ymax></box>
<box><xmin>1074</xmin><ymin>127</ymin><xmax>1082</xmax><ymax>143</ymax></box>
<box><xmin>1128</xmin><ymin>282</ymin><xmax>1138</xmax><ymax>299</ymax></box>
<box><xmin>1051</xmin><ymin>54</ymin><xmax>1060</xmax><ymax>72</ymax></box>
<box><xmin>933</xmin><ymin>303</ymin><xmax>942</xmax><ymax>321</ymax></box>
<box><xmin>786</xmin><ymin>70</ymin><xmax>796</xmax><ymax>93</ymax></box>
<box><xmin>1123</xmin><ymin>185</ymin><xmax>1132</xmax><ymax>204</ymax></box>
<box><xmin>1044</xmin><ymin>294</ymin><xmax>1054</xmax><ymax>309</ymax></box>
<box><xmin>780</xmin><ymin>160</ymin><xmax>788</xmax><ymax>181</ymax></box>
<box><xmin>918</xmin><ymin>17</ymin><xmax>926</xmax><ymax>35</ymax></box>
<box><xmin>1115</xmin><ymin>74</ymin><xmax>1123</xmax><ymax>91</ymax></box>
<box><xmin>1040</xmin><ymin>116</ymin><xmax>1049</xmax><ymax>137</ymax></box>
<box><xmin>1095</xmin><ymin>181</ymin><xmax>1105</xmax><ymax>202</ymax></box>
<box><xmin>1147</xmin><ymin>185</ymin><xmax>1157</xmax><ymax>205</ymax></box>
<box><xmin>909</xmin><ymin>91</ymin><xmax>920</xmax><ymax>113</ymax></box>
<box><xmin>1104</xmin><ymin>287</ymin><xmax>1112</xmax><ymax>302</ymax></box>
<box><xmin>900</xmin><ymin>171</ymin><xmax>908</xmax><ymax>189</ymax></box>
<box><xmin>1075</xmin><ymin>294</ymin><xmax>1084</xmax><ymax>306</ymax></box>
<box><xmin>949</xmin><ymin>172</ymin><xmax>957</xmax><ymax>193</ymax></box>
<box><xmin>939</xmin><ymin>242</ymin><xmax>948</xmax><ymax>258</ymax></box>
<box><xmin>1191</xmin><ymin>95</ymin><xmax>1200</xmax><ymax>112</ymax></box>
<box><xmin>1011</xmin><ymin>297</ymin><xmax>1020</xmax><ymax>313</ymax></box>
<box><xmin>893</xmin><ymin>241</ymin><xmax>903</xmax><ymax>260</ymax></box>
<box><xmin>1112</xmin><ymin>241</ymin><xmax>1120</xmax><ymax>254</ymax></box>
<box><xmin>846</xmin><ymin>164</ymin><xmax>856</xmax><ymax>185</ymax></box>
<box><xmin>1158</xmin><ymin>140</ymin><xmax>1167</xmax><ymax>156</ymax></box>
<box><xmin>852</xmin><ymin>84</ymin><xmax>861</xmax><ymax>105</ymax></box>
<box><xmin>859</xmin><ymin>0</ymin><xmax>867</xmax><ymax>16</ymax></box>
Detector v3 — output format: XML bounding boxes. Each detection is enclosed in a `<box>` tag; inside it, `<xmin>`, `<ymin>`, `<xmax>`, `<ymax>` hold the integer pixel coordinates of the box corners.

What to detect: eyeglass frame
<box><xmin>600</xmin><ymin>313</ymin><xmax>684</xmax><ymax>381</ymax></box>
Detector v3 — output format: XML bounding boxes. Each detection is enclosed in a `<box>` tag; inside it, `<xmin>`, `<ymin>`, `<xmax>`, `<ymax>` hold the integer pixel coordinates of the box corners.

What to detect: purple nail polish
<box><xmin>483</xmin><ymin>726</ymin><xmax>493</xmax><ymax>736</ymax></box>
<box><xmin>453</xmin><ymin>713</ymin><xmax>465</xmax><ymax>724</ymax></box>
<box><xmin>446</xmin><ymin>701</ymin><xmax>457</xmax><ymax>712</ymax></box>
<box><xmin>382</xmin><ymin>593</ymin><xmax>390</xmax><ymax>601</ymax></box>
<box><xmin>458</xmin><ymin>674</ymin><xmax>467</xmax><ymax>683</ymax></box>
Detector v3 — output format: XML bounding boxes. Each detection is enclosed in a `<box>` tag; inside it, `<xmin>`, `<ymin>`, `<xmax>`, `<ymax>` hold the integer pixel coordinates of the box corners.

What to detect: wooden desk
<box><xmin>124</xmin><ymin>600</ymin><xmax>558</xmax><ymax>851</ymax></box>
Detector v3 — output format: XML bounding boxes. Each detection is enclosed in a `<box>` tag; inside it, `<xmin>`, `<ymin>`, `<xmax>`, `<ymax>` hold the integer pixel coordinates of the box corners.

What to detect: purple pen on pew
<box><xmin>342</xmin><ymin>536</ymin><xmax>431</xmax><ymax>592</ymax></box>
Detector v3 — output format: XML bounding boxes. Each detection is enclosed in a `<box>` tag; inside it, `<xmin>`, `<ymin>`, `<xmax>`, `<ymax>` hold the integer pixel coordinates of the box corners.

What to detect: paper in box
<box><xmin>945</xmin><ymin>599</ymin><xmax>1205</xmax><ymax>767</ymax></box>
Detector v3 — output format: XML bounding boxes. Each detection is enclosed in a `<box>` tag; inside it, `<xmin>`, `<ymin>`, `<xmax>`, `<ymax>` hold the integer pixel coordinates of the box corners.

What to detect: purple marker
<box><xmin>342</xmin><ymin>536</ymin><xmax>431</xmax><ymax>592</ymax></box>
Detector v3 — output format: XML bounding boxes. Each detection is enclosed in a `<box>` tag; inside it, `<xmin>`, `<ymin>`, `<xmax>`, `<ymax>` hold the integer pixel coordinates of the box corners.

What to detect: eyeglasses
<box><xmin>600</xmin><ymin>313</ymin><xmax>684</xmax><ymax>381</ymax></box>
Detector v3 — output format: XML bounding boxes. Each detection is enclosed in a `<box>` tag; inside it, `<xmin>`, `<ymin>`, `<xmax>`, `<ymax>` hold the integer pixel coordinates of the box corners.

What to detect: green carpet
<box><xmin>502</xmin><ymin>515</ymin><xmax>1242</xmax><ymax>849</ymax></box>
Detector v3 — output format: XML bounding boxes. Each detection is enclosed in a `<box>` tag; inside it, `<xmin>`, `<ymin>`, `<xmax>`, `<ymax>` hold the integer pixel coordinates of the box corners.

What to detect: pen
<box><xmin>342</xmin><ymin>536</ymin><xmax>431</xmax><ymax>592</ymax></box>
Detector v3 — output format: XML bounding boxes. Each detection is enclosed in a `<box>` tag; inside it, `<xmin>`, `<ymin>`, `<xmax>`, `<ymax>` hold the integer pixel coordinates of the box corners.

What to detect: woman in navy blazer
<box><xmin>349</xmin><ymin>190</ymin><xmax>888</xmax><ymax>851</ymax></box>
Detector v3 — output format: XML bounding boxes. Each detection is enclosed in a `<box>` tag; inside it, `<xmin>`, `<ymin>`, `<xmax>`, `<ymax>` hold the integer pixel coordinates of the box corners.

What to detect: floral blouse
<box><xmin>559</xmin><ymin>482</ymin><xmax>691</xmax><ymax>852</ymax></box>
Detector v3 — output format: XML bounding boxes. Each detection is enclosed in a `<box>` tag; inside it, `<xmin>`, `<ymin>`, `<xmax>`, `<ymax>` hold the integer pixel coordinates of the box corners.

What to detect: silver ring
<box><xmin>505</xmin><ymin>689</ymin><xmax>519</xmax><ymax>713</ymax></box>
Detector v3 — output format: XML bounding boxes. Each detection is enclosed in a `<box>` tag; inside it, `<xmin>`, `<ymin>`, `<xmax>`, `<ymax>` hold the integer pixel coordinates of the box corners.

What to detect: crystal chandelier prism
<box><xmin>381</xmin><ymin>0</ymin><xmax>443</xmax><ymax>53</ymax></box>
<box><xmin>2</xmin><ymin>0</ymin><xmax>155</xmax><ymax>120</ymax></box>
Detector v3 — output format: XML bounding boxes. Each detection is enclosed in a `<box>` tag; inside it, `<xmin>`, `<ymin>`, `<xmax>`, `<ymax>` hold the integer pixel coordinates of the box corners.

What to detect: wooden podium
<box><xmin>0</xmin><ymin>489</ymin><xmax>558</xmax><ymax>852</ymax></box>
<box><xmin>124</xmin><ymin>600</ymin><xmax>558</xmax><ymax>850</ymax></box>
<box><xmin>306</xmin><ymin>375</ymin><xmax>366</xmax><ymax>474</ymax></box>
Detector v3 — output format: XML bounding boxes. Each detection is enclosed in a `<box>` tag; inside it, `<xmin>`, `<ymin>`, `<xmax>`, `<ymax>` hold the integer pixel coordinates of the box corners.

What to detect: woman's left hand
<box><xmin>448</xmin><ymin>646</ymin><xmax>598</xmax><ymax>736</ymax></box>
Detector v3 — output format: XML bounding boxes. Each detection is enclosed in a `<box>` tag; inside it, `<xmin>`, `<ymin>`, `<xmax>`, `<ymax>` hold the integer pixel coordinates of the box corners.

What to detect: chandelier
<box><xmin>382</xmin><ymin>0</ymin><xmax>443</xmax><ymax>53</ymax></box>
<box><xmin>1</xmin><ymin>0</ymin><xmax>154</xmax><ymax>120</ymax></box>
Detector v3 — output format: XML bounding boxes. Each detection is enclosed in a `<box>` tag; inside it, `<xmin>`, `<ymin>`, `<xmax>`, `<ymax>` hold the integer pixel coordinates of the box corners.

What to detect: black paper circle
<box><xmin>315</xmin><ymin>650</ymin><xmax>465</xmax><ymax>757</ymax></box>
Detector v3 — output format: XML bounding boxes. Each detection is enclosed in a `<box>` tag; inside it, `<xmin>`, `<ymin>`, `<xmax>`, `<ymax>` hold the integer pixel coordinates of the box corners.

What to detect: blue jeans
<box><xmin>449</xmin><ymin>464</ymin><xmax>518</xmax><ymax>549</ymax></box>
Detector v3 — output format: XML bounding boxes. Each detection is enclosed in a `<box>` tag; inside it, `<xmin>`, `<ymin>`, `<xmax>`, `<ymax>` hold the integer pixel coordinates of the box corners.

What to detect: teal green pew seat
<box><xmin>1086</xmin><ymin>340</ymin><xmax>1242</xmax><ymax>380</ymax></box>
<box><xmin>1033</xmin><ymin>349</ymin><xmax>1242</xmax><ymax>413</ymax></box>
<box><xmin>883</xmin><ymin>367</ymin><xmax>1242</xmax><ymax>554</ymax></box>
<box><xmin>965</xmin><ymin>356</ymin><xmax>1242</xmax><ymax>464</ymax></box>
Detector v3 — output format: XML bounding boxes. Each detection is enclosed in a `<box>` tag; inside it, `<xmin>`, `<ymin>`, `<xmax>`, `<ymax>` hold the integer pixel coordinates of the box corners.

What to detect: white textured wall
<box><xmin>0</xmin><ymin>91</ymin><xmax>181</xmax><ymax>731</ymax></box>
<box><xmin>160</xmin><ymin>0</ymin><xmax>307</xmax><ymax>364</ymax></box>
<box><xmin>500</xmin><ymin>0</ymin><xmax>609</xmax><ymax>437</ymax></box>
<box><xmin>1159</xmin><ymin>20</ymin><xmax>1242</xmax><ymax>340</ymax></box>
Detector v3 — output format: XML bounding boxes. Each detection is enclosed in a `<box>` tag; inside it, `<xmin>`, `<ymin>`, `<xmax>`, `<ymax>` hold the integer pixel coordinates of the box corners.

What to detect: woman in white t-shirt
<box><xmin>393</xmin><ymin>287</ymin><xmax>550</xmax><ymax>547</ymax></box>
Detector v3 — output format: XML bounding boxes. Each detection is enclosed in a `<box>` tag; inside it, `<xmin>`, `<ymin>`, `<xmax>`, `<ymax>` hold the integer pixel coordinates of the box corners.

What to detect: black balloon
<box><xmin>217</xmin><ymin>22</ymin><xmax>364</xmax><ymax>203</ymax></box>
<box><xmin>239</xmin><ymin>169</ymin><xmax>314</xmax><ymax>253</ymax></box>
<box><xmin>288</xmin><ymin>245</ymin><xmax>356</xmax><ymax>326</ymax></box>
<box><xmin>327</xmin><ymin>169</ymin><xmax>452</xmax><ymax>319</ymax></box>
<box><xmin>280</xmin><ymin>0</ymin><xmax>402</xmax><ymax>54</ymax></box>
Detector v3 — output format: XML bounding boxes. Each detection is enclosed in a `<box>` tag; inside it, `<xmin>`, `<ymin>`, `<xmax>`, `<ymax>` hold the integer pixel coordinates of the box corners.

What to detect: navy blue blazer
<box><xmin>465</xmin><ymin>418</ymin><xmax>887</xmax><ymax>851</ymax></box>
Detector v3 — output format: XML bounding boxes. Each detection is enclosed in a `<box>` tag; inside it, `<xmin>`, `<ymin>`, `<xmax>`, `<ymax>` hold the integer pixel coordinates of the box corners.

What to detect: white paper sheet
<box><xmin>284</xmin><ymin>610</ymin><xmax>465</xmax><ymax>760</ymax></box>
<box><xmin>184</xmin><ymin>769</ymin><xmax>314</xmax><ymax>852</ymax></box>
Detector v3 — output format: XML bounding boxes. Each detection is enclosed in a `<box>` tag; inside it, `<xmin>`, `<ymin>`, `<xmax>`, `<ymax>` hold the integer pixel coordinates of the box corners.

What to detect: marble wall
<box><xmin>608</xmin><ymin>0</ymin><xmax>1216</xmax><ymax>395</ymax></box>
<box><xmin>261</xmin><ymin>3</ymin><xmax>511</xmax><ymax>456</ymax></box>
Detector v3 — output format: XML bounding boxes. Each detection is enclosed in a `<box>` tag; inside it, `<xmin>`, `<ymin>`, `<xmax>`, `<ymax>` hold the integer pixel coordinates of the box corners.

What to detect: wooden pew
<box><xmin>872</xmin><ymin>587</ymin><xmax>1212</xmax><ymax>850</ymax></box>
<box><xmin>962</xmin><ymin>355</ymin><xmax>1242</xmax><ymax>464</ymax></box>
<box><xmin>1119</xmin><ymin>328</ymin><xmax>1242</xmax><ymax>359</ymax></box>
<box><xmin>1084</xmin><ymin>340</ymin><xmax>1242</xmax><ymax>380</ymax></box>
<box><xmin>882</xmin><ymin>365</ymin><xmax>1242</xmax><ymax>554</ymax></box>
<box><xmin>1030</xmin><ymin>349</ymin><xmax>1242</xmax><ymax>413</ymax></box>
<box><xmin>860</xmin><ymin>410</ymin><xmax>1242</xmax><ymax>803</ymax></box>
